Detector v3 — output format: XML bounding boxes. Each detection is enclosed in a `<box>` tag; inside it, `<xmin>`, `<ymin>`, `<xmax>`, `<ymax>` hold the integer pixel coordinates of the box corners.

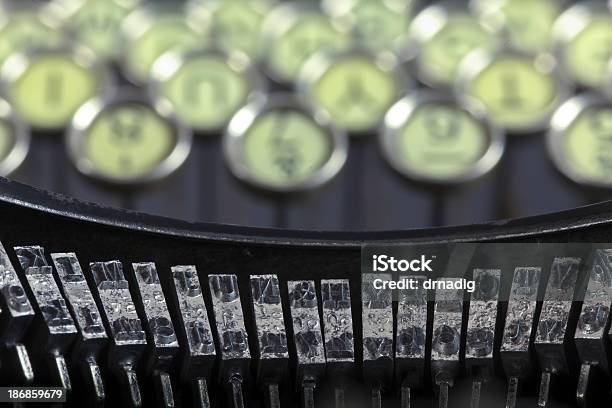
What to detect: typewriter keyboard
<box><xmin>1</xmin><ymin>0</ymin><xmax>612</xmax><ymax>233</ymax></box>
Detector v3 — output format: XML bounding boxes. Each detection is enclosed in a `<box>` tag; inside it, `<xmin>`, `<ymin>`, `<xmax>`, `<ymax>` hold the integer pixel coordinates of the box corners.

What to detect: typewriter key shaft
<box><xmin>500</xmin><ymin>267</ymin><xmax>542</xmax><ymax>408</ymax></box>
<box><xmin>574</xmin><ymin>250</ymin><xmax>612</xmax><ymax>406</ymax></box>
<box><xmin>208</xmin><ymin>274</ymin><xmax>251</xmax><ymax>408</ymax></box>
<box><xmin>51</xmin><ymin>252</ymin><xmax>108</xmax><ymax>406</ymax></box>
<box><xmin>15</xmin><ymin>246</ymin><xmax>77</xmax><ymax>395</ymax></box>
<box><xmin>321</xmin><ymin>279</ymin><xmax>355</xmax><ymax>408</ymax></box>
<box><xmin>0</xmin><ymin>242</ymin><xmax>35</xmax><ymax>386</ymax></box>
<box><xmin>395</xmin><ymin>275</ymin><xmax>428</xmax><ymax>408</ymax></box>
<box><xmin>287</xmin><ymin>280</ymin><xmax>325</xmax><ymax>408</ymax></box>
<box><xmin>465</xmin><ymin>269</ymin><xmax>501</xmax><ymax>408</ymax></box>
<box><xmin>90</xmin><ymin>260</ymin><xmax>147</xmax><ymax>407</ymax></box>
<box><xmin>534</xmin><ymin>257</ymin><xmax>581</xmax><ymax>407</ymax></box>
<box><xmin>170</xmin><ymin>266</ymin><xmax>216</xmax><ymax>408</ymax></box>
<box><xmin>362</xmin><ymin>273</ymin><xmax>393</xmax><ymax>408</ymax></box>
<box><xmin>131</xmin><ymin>262</ymin><xmax>180</xmax><ymax>407</ymax></box>
<box><xmin>250</xmin><ymin>275</ymin><xmax>289</xmax><ymax>408</ymax></box>
<box><xmin>430</xmin><ymin>278</ymin><xmax>465</xmax><ymax>408</ymax></box>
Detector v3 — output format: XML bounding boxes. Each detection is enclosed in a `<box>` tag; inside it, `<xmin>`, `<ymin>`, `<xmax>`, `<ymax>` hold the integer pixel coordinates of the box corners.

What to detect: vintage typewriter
<box><xmin>1</xmin><ymin>0</ymin><xmax>612</xmax><ymax>406</ymax></box>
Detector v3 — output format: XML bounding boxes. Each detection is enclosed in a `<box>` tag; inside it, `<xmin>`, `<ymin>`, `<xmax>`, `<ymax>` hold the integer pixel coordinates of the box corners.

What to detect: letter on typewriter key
<box><xmin>171</xmin><ymin>265</ymin><xmax>216</xmax><ymax>408</ymax></box>
<box><xmin>287</xmin><ymin>280</ymin><xmax>325</xmax><ymax>408</ymax></box>
<box><xmin>457</xmin><ymin>50</ymin><xmax>568</xmax><ymax>133</ymax></box>
<box><xmin>260</xmin><ymin>2</ymin><xmax>350</xmax><ymax>84</ymax></box>
<box><xmin>321</xmin><ymin>279</ymin><xmax>354</xmax><ymax>408</ymax></box>
<box><xmin>362</xmin><ymin>273</ymin><xmax>393</xmax><ymax>408</ymax></box>
<box><xmin>59</xmin><ymin>0</ymin><xmax>140</xmax><ymax>62</ymax></box>
<box><xmin>224</xmin><ymin>93</ymin><xmax>348</xmax><ymax>194</ymax></box>
<box><xmin>14</xmin><ymin>246</ymin><xmax>78</xmax><ymax>393</ymax></box>
<box><xmin>205</xmin><ymin>0</ymin><xmax>274</xmax><ymax>59</ymax></box>
<box><xmin>535</xmin><ymin>258</ymin><xmax>581</xmax><ymax>407</ymax></box>
<box><xmin>89</xmin><ymin>260</ymin><xmax>147</xmax><ymax>408</ymax></box>
<box><xmin>0</xmin><ymin>241</ymin><xmax>35</xmax><ymax>385</ymax></box>
<box><xmin>381</xmin><ymin>92</ymin><xmax>504</xmax><ymax>185</ymax></box>
<box><xmin>208</xmin><ymin>274</ymin><xmax>251</xmax><ymax>408</ymax></box>
<box><xmin>299</xmin><ymin>51</ymin><xmax>408</xmax><ymax>134</ymax></box>
<box><xmin>396</xmin><ymin>275</ymin><xmax>428</xmax><ymax>408</ymax></box>
<box><xmin>51</xmin><ymin>252</ymin><xmax>107</xmax><ymax>405</ymax></box>
<box><xmin>403</xmin><ymin>4</ymin><xmax>497</xmax><ymax>89</ymax></box>
<box><xmin>0</xmin><ymin>2</ymin><xmax>64</xmax><ymax>67</ymax></box>
<box><xmin>430</xmin><ymin>278</ymin><xmax>465</xmax><ymax>408</ymax></box>
<box><xmin>132</xmin><ymin>262</ymin><xmax>179</xmax><ymax>407</ymax></box>
<box><xmin>1</xmin><ymin>47</ymin><xmax>110</xmax><ymax>130</ymax></box>
<box><xmin>472</xmin><ymin>0</ymin><xmax>563</xmax><ymax>54</ymax></box>
<box><xmin>323</xmin><ymin>0</ymin><xmax>412</xmax><ymax>54</ymax></box>
<box><xmin>575</xmin><ymin>250</ymin><xmax>612</xmax><ymax>406</ymax></box>
<box><xmin>250</xmin><ymin>274</ymin><xmax>289</xmax><ymax>408</ymax></box>
<box><xmin>500</xmin><ymin>267</ymin><xmax>541</xmax><ymax>408</ymax></box>
<box><xmin>151</xmin><ymin>49</ymin><xmax>263</xmax><ymax>133</ymax></box>
<box><xmin>465</xmin><ymin>269</ymin><xmax>501</xmax><ymax>408</ymax></box>
<box><xmin>67</xmin><ymin>92</ymin><xmax>192</xmax><ymax>186</ymax></box>
<box><xmin>120</xmin><ymin>3</ymin><xmax>211</xmax><ymax>85</ymax></box>
<box><xmin>554</xmin><ymin>2</ymin><xmax>612</xmax><ymax>89</ymax></box>
<box><xmin>547</xmin><ymin>94</ymin><xmax>612</xmax><ymax>188</ymax></box>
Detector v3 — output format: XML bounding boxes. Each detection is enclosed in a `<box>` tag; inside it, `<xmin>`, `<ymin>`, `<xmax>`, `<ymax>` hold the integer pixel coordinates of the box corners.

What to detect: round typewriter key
<box><xmin>324</xmin><ymin>0</ymin><xmax>413</xmax><ymax>53</ymax></box>
<box><xmin>471</xmin><ymin>0</ymin><xmax>564</xmax><ymax>54</ymax></box>
<box><xmin>299</xmin><ymin>51</ymin><xmax>408</xmax><ymax>134</ymax></box>
<box><xmin>54</xmin><ymin>0</ymin><xmax>140</xmax><ymax>61</ymax></box>
<box><xmin>457</xmin><ymin>50</ymin><xmax>569</xmax><ymax>133</ymax></box>
<box><xmin>0</xmin><ymin>2</ymin><xmax>65</xmax><ymax>67</ymax></box>
<box><xmin>205</xmin><ymin>0</ymin><xmax>273</xmax><ymax>60</ymax></box>
<box><xmin>224</xmin><ymin>94</ymin><xmax>347</xmax><ymax>192</ymax></box>
<box><xmin>0</xmin><ymin>98</ymin><xmax>30</xmax><ymax>176</ymax></box>
<box><xmin>260</xmin><ymin>2</ymin><xmax>351</xmax><ymax>84</ymax></box>
<box><xmin>381</xmin><ymin>92</ymin><xmax>504</xmax><ymax>184</ymax></box>
<box><xmin>67</xmin><ymin>93</ymin><xmax>192</xmax><ymax>185</ymax></box>
<box><xmin>402</xmin><ymin>3</ymin><xmax>498</xmax><ymax>89</ymax></box>
<box><xmin>1</xmin><ymin>47</ymin><xmax>111</xmax><ymax>130</ymax></box>
<box><xmin>151</xmin><ymin>50</ymin><xmax>264</xmax><ymax>132</ymax></box>
<box><xmin>547</xmin><ymin>94</ymin><xmax>612</xmax><ymax>188</ymax></box>
<box><xmin>553</xmin><ymin>2</ymin><xmax>612</xmax><ymax>89</ymax></box>
<box><xmin>120</xmin><ymin>3</ymin><xmax>211</xmax><ymax>84</ymax></box>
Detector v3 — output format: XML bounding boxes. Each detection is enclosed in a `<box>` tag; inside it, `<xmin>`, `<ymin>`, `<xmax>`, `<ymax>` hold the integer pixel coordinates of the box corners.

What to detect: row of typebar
<box><xmin>0</xmin><ymin>244</ymin><xmax>611</xmax><ymax>408</ymax></box>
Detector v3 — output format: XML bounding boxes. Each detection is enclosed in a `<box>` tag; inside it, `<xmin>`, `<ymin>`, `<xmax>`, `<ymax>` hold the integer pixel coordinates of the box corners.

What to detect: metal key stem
<box><xmin>321</xmin><ymin>279</ymin><xmax>355</xmax><ymax>408</ymax></box>
<box><xmin>288</xmin><ymin>280</ymin><xmax>325</xmax><ymax>408</ymax></box>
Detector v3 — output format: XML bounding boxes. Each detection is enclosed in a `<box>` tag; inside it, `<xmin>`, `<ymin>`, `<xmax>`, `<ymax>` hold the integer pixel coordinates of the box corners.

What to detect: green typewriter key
<box><xmin>120</xmin><ymin>3</ymin><xmax>211</xmax><ymax>85</ymax></box>
<box><xmin>223</xmin><ymin>93</ymin><xmax>348</xmax><ymax>192</ymax></box>
<box><xmin>456</xmin><ymin>49</ymin><xmax>569</xmax><ymax>133</ymax></box>
<box><xmin>323</xmin><ymin>0</ymin><xmax>413</xmax><ymax>54</ymax></box>
<box><xmin>150</xmin><ymin>50</ymin><xmax>265</xmax><ymax>133</ymax></box>
<box><xmin>204</xmin><ymin>0</ymin><xmax>274</xmax><ymax>60</ymax></box>
<box><xmin>471</xmin><ymin>0</ymin><xmax>564</xmax><ymax>54</ymax></box>
<box><xmin>298</xmin><ymin>51</ymin><xmax>409</xmax><ymax>134</ymax></box>
<box><xmin>553</xmin><ymin>2</ymin><xmax>612</xmax><ymax>89</ymax></box>
<box><xmin>0</xmin><ymin>47</ymin><xmax>111</xmax><ymax>130</ymax></box>
<box><xmin>0</xmin><ymin>1</ymin><xmax>65</xmax><ymax>67</ymax></box>
<box><xmin>260</xmin><ymin>2</ymin><xmax>351</xmax><ymax>84</ymax></box>
<box><xmin>402</xmin><ymin>3</ymin><xmax>498</xmax><ymax>89</ymax></box>
<box><xmin>381</xmin><ymin>92</ymin><xmax>505</xmax><ymax>184</ymax></box>
<box><xmin>67</xmin><ymin>93</ymin><xmax>192</xmax><ymax>185</ymax></box>
<box><xmin>0</xmin><ymin>98</ymin><xmax>30</xmax><ymax>176</ymax></box>
<box><xmin>547</xmin><ymin>93</ymin><xmax>612</xmax><ymax>188</ymax></box>
<box><xmin>53</xmin><ymin>0</ymin><xmax>141</xmax><ymax>62</ymax></box>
